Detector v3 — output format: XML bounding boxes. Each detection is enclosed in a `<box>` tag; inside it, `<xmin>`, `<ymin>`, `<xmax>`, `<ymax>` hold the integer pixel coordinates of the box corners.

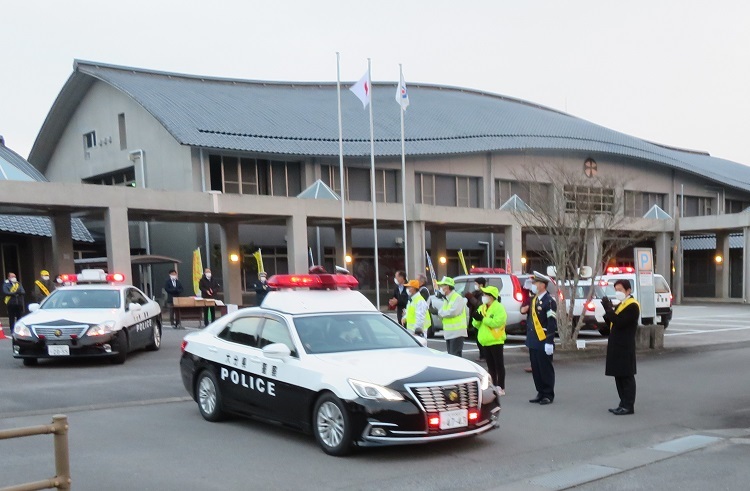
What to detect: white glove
<box><xmin>544</xmin><ymin>343</ymin><xmax>554</xmax><ymax>356</ymax></box>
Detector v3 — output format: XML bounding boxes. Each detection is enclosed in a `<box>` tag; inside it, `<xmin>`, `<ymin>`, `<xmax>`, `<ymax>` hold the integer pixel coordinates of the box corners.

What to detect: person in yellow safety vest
<box><xmin>401</xmin><ymin>279</ymin><xmax>431</xmax><ymax>337</ymax></box>
<box><xmin>436</xmin><ymin>276</ymin><xmax>468</xmax><ymax>357</ymax></box>
<box><xmin>33</xmin><ymin>270</ymin><xmax>55</xmax><ymax>304</ymax></box>
<box><xmin>471</xmin><ymin>285</ymin><xmax>508</xmax><ymax>396</ymax></box>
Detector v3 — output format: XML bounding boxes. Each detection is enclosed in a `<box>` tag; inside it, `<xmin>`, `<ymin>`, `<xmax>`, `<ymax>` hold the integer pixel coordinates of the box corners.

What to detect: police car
<box><xmin>179</xmin><ymin>273</ymin><xmax>501</xmax><ymax>456</ymax></box>
<box><xmin>11</xmin><ymin>269</ymin><xmax>163</xmax><ymax>366</ymax></box>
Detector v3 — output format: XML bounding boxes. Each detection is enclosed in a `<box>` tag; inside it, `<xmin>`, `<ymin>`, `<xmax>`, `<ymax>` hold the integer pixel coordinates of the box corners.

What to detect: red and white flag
<box><xmin>505</xmin><ymin>253</ymin><xmax>511</xmax><ymax>273</ymax></box>
<box><xmin>349</xmin><ymin>70</ymin><xmax>371</xmax><ymax>109</ymax></box>
<box><xmin>395</xmin><ymin>70</ymin><xmax>409</xmax><ymax>111</ymax></box>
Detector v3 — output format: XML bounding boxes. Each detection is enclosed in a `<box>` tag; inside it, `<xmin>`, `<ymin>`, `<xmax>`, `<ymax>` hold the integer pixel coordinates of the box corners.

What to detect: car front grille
<box><xmin>32</xmin><ymin>325</ymin><xmax>90</xmax><ymax>338</ymax></box>
<box><xmin>406</xmin><ymin>379</ymin><xmax>479</xmax><ymax>412</ymax></box>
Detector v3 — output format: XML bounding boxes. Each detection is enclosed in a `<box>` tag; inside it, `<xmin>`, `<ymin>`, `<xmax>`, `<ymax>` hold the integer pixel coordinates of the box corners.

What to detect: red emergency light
<box><xmin>585</xmin><ymin>301</ymin><xmax>596</xmax><ymax>312</ymax></box>
<box><xmin>469</xmin><ymin>268</ymin><xmax>506</xmax><ymax>274</ymax></box>
<box><xmin>605</xmin><ymin>266</ymin><xmax>635</xmax><ymax>274</ymax></box>
<box><xmin>267</xmin><ymin>274</ymin><xmax>359</xmax><ymax>290</ymax></box>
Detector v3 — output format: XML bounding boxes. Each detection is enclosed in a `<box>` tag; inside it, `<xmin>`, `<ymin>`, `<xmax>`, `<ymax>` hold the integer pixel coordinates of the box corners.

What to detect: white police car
<box><xmin>180</xmin><ymin>273</ymin><xmax>501</xmax><ymax>456</ymax></box>
<box><xmin>12</xmin><ymin>269</ymin><xmax>163</xmax><ymax>366</ymax></box>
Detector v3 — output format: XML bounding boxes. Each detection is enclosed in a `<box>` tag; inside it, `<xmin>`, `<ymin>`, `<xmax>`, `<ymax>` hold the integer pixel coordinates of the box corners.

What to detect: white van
<box><xmin>600</xmin><ymin>269</ymin><xmax>673</xmax><ymax>328</ymax></box>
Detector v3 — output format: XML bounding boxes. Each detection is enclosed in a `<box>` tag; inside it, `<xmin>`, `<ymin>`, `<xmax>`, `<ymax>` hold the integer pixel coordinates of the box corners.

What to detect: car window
<box><xmin>127</xmin><ymin>289</ymin><xmax>149</xmax><ymax>305</ymax></box>
<box><xmin>454</xmin><ymin>277</ymin><xmax>504</xmax><ymax>295</ymax></box>
<box><xmin>218</xmin><ymin>316</ymin><xmax>263</xmax><ymax>347</ymax></box>
<box><xmin>654</xmin><ymin>276</ymin><xmax>671</xmax><ymax>294</ymax></box>
<box><xmin>294</xmin><ymin>313</ymin><xmax>421</xmax><ymax>354</ymax></box>
<box><xmin>259</xmin><ymin>318</ymin><xmax>297</xmax><ymax>357</ymax></box>
<box><xmin>41</xmin><ymin>289</ymin><xmax>121</xmax><ymax>309</ymax></box>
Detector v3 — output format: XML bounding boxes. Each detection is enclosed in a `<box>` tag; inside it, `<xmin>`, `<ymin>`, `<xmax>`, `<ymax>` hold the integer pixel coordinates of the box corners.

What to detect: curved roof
<box><xmin>29</xmin><ymin>60</ymin><xmax>750</xmax><ymax>192</ymax></box>
<box><xmin>0</xmin><ymin>139</ymin><xmax>93</xmax><ymax>242</ymax></box>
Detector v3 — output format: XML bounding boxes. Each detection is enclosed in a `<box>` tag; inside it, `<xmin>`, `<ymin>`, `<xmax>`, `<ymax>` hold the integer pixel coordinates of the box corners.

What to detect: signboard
<box><xmin>634</xmin><ymin>247</ymin><xmax>657</xmax><ymax>321</ymax></box>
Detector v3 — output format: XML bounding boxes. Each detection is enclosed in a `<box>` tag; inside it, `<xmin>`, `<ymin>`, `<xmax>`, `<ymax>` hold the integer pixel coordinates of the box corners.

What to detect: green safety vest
<box><xmin>441</xmin><ymin>291</ymin><xmax>467</xmax><ymax>332</ymax></box>
<box><xmin>405</xmin><ymin>295</ymin><xmax>432</xmax><ymax>331</ymax></box>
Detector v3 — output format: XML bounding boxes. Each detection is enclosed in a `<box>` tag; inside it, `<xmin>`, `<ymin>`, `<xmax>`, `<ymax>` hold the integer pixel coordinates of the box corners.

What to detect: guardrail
<box><xmin>0</xmin><ymin>415</ymin><xmax>71</xmax><ymax>491</ymax></box>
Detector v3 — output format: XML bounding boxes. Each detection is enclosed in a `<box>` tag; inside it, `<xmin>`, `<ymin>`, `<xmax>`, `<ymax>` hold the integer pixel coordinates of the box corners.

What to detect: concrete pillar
<box><xmin>743</xmin><ymin>228</ymin><xmax>750</xmax><ymax>302</ymax></box>
<box><xmin>50</xmin><ymin>212</ymin><xmax>75</xmax><ymax>276</ymax></box>
<box><xmin>716</xmin><ymin>232</ymin><xmax>730</xmax><ymax>298</ymax></box>
<box><xmin>406</xmin><ymin>221</ymin><xmax>426</xmax><ymax>282</ymax></box>
<box><xmin>505</xmin><ymin>224</ymin><xmax>523</xmax><ymax>273</ymax></box>
<box><xmin>286</xmin><ymin>214</ymin><xmax>309</xmax><ymax>274</ymax></box>
<box><xmin>431</xmin><ymin>228</ymin><xmax>447</xmax><ymax>279</ymax></box>
<box><xmin>655</xmin><ymin>232</ymin><xmax>670</xmax><ymax>280</ymax></box>
<box><xmin>220</xmin><ymin>221</ymin><xmax>243</xmax><ymax>307</ymax></box>
<box><xmin>334</xmin><ymin>225</ymin><xmax>353</xmax><ymax>270</ymax></box>
<box><xmin>105</xmin><ymin>207</ymin><xmax>132</xmax><ymax>285</ymax></box>
<box><xmin>586</xmin><ymin>231</ymin><xmax>601</xmax><ymax>271</ymax></box>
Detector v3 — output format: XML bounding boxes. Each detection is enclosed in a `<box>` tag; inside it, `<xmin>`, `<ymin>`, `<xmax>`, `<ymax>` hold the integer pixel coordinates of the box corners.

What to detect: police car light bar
<box><xmin>267</xmin><ymin>274</ymin><xmax>359</xmax><ymax>289</ymax></box>
<box><xmin>59</xmin><ymin>270</ymin><xmax>126</xmax><ymax>284</ymax></box>
<box><xmin>605</xmin><ymin>266</ymin><xmax>635</xmax><ymax>274</ymax></box>
<box><xmin>469</xmin><ymin>267</ymin><xmax>506</xmax><ymax>274</ymax></box>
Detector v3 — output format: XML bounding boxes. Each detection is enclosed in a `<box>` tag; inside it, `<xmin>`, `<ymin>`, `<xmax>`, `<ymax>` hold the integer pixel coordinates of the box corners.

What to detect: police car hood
<box><xmin>311</xmin><ymin>348</ymin><xmax>483</xmax><ymax>386</ymax></box>
<box><xmin>20</xmin><ymin>309</ymin><xmax>118</xmax><ymax>325</ymax></box>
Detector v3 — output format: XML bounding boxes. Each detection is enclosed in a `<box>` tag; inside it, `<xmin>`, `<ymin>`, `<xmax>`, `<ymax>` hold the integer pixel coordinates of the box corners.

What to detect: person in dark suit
<box><xmin>198</xmin><ymin>268</ymin><xmax>220</xmax><ymax>326</ymax></box>
<box><xmin>526</xmin><ymin>271</ymin><xmax>557</xmax><ymax>405</ymax></box>
<box><xmin>601</xmin><ymin>279</ymin><xmax>640</xmax><ymax>415</ymax></box>
<box><xmin>254</xmin><ymin>272</ymin><xmax>270</xmax><ymax>306</ymax></box>
<box><xmin>164</xmin><ymin>269</ymin><xmax>184</xmax><ymax>329</ymax></box>
<box><xmin>388</xmin><ymin>270</ymin><xmax>409</xmax><ymax>324</ymax></box>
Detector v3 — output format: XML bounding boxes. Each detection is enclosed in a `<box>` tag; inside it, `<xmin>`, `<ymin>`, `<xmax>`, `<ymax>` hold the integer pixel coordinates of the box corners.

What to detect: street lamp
<box><xmin>521</xmin><ymin>256</ymin><xmax>527</xmax><ymax>273</ymax></box>
<box><xmin>439</xmin><ymin>256</ymin><xmax>447</xmax><ymax>265</ymax></box>
<box><xmin>478</xmin><ymin>241</ymin><xmax>490</xmax><ymax>268</ymax></box>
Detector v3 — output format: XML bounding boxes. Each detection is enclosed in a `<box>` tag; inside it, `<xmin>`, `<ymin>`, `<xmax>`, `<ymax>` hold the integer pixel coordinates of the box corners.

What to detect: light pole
<box><xmin>478</xmin><ymin>241</ymin><xmax>490</xmax><ymax>268</ymax></box>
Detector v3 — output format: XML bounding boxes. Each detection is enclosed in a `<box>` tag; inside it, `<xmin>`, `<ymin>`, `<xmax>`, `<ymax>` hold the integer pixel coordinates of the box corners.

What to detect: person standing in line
<box><xmin>465</xmin><ymin>276</ymin><xmax>487</xmax><ymax>360</ymax></box>
<box><xmin>526</xmin><ymin>271</ymin><xmax>557</xmax><ymax>405</ymax></box>
<box><xmin>401</xmin><ymin>279</ymin><xmax>431</xmax><ymax>337</ymax></box>
<box><xmin>164</xmin><ymin>269</ymin><xmax>184</xmax><ymax>329</ymax></box>
<box><xmin>33</xmin><ymin>270</ymin><xmax>55</xmax><ymax>304</ymax></box>
<box><xmin>4</xmin><ymin>272</ymin><xmax>26</xmax><ymax>332</ymax></box>
<box><xmin>388</xmin><ymin>270</ymin><xmax>409</xmax><ymax>324</ymax></box>
<box><xmin>436</xmin><ymin>276</ymin><xmax>468</xmax><ymax>357</ymax></box>
<box><xmin>601</xmin><ymin>279</ymin><xmax>640</xmax><ymax>416</ymax></box>
<box><xmin>416</xmin><ymin>273</ymin><xmax>431</xmax><ymax>301</ymax></box>
<box><xmin>471</xmin><ymin>285</ymin><xmax>508</xmax><ymax>395</ymax></box>
<box><xmin>520</xmin><ymin>278</ymin><xmax>534</xmax><ymax>373</ymax></box>
<box><xmin>198</xmin><ymin>268</ymin><xmax>220</xmax><ymax>326</ymax></box>
<box><xmin>254</xmin><ymin>272</ymin><xmax>270</xmax><ymax>306</ymax></box>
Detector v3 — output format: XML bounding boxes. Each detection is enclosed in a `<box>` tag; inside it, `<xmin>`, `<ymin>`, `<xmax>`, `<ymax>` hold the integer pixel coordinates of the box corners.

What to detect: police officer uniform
<box><xmin>525</xmin><ymin>271</ymin><xmax>556</xmax><ymax>405</ymax></box>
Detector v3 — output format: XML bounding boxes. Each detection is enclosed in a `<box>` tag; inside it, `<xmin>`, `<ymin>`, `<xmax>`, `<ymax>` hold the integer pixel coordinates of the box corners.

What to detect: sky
<box><xmin>2</xmin><ymin>0</ymin><xmax>750</xmax><ymax>166</ymax></box>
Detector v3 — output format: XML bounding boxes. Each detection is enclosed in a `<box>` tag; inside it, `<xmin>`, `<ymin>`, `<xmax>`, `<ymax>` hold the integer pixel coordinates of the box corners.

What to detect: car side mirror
<box><xmin>29</xmin><ymin>303</ymin><xmax>40</xmax><ymax>312</ymax></box>
<box><xmin>129</xmin><ymin>303</ymin><xmax>143</xmax><ymax>312</ymax></box>
<box><xmin>263</xmin><ymin>343</ymin><xmax>291</xmax><ymax>359</ymax></box>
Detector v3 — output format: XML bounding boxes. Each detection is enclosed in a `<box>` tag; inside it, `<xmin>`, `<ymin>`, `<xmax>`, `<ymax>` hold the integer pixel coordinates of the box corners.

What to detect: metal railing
<box><xmin>0</xmin><ymin>415</ymin><xmax>71</xmax><ymax>491</ymax></box>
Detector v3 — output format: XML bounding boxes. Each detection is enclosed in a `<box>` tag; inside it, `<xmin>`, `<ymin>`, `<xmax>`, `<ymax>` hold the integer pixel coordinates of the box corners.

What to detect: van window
<box><xmin>453</xmin><ymin>277</ymin><xmax>504</xmax><ymax>295</ymax></box>
<box><xmin>654</xmin><ymin>275</ymin><xmax>671</xmax><ymax>294</ymax></box>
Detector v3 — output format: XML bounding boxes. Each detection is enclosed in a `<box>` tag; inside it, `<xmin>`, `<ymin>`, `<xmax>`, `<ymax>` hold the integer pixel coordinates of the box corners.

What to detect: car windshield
<box><xmin>41</xmin><ymin>289</ymin><xmax>121</xmax><ymax>309</ymax></box>
<box><xmin>293</xmin><ymin>313</ymin><xmax>422</xmax><ymax>354</ymax></box>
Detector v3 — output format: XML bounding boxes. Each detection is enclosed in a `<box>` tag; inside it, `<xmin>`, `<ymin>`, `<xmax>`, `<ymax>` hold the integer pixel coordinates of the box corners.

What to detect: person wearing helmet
<box><xmin>33</xmin><ymin>270</ymin><xmax>55</xmax><ymax>304</ymax></box>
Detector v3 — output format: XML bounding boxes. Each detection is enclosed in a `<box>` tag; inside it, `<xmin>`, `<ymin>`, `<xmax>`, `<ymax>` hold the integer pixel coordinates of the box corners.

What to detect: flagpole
<box><xmin>336</xmin><ymin>52</ymin><xmax>347</xmax><ymax>267</ymax></box>
<box><xmin>367</xmin><ymin>58</ymin><xmax>381</xmax><ymax>308</ymax></box>
<box><xmin>399</xmin><ymin>63</ymin><xmax>409</xmax><ymax>279</ymax></box>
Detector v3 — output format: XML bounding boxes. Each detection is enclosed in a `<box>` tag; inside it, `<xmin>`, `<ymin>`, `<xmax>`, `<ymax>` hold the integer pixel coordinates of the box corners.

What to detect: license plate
<box><xmin>439</xmin><ymin>409</ymin><xmax>468</xmax><ymax>430</ymax></box>
<box><xmin>48</xmin><ymin>345</ymin><xmax>70</xmax><ymax>356</ymax></box>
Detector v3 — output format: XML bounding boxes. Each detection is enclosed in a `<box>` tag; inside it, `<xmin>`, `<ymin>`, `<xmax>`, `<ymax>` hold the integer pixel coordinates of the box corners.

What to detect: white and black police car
<box><xmin>12</xmin><ymin>269</ymin><xmax>162</xmax><ymax>366</ymax></box>
<box><xmin>180</xmin><ymin>273</ymin><xmax>501</xmax><ymax>456</ymax></box>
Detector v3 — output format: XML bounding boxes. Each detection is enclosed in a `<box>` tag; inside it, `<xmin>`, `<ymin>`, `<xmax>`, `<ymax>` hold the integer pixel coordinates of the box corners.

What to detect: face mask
<box><xmin>530</xmin><ymin>284</ymin><xmax>538</xmax><ymax>294</ymax></box>
<box><xmin>42</xmin><ymin>276</ymin><xmax>50</xmax><ymax>281</ymax></box>
<box><xmin>482</xmin><ymin>296</ymin><xmax>491</xmax><ymax>305</ymax></box>
<box><xmin>205</xmin><ymin>274</ymin><xmax>212</xmax><ymax>279</ymax></box>
<box><xmin>474</xmin><ymin>284</ymin><xmax>480</xmax><ymax>291</ymax></box>
<box><xmin>442</xmin><ymin>288</ymin><xmax>451</xmax><ymax>297</ymax></box>
<box><xmin>56</xmin><ymin>278</ymin><xmax>63</xmax><ymax>284</ymax></box>
<box><xmin>10</xmin><ymin>277</ymin><xmax>17</xmax><ymax>283</ymax></box>
<box><xmin>170</xmin><ymin>275</ymin><xmax>177</xmax><ymax>280</ymax></box>
<box><xmin>615</xmin><ymin>291</ymin><xmax>627</xmax><ymax>301</ymax></box>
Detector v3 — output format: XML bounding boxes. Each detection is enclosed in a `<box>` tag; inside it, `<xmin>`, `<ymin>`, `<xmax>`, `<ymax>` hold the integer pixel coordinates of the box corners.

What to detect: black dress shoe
<box><xmin>529</xmin><ymin>397</ymin><xmax>542</xmax><ymax>403</ymax></box>
<box><xmin>608</xmin><ymin>407</ymin><xmax>620</xmax><ymax>413</ymax></box>
<box><xmin>612</xmin><ymin>407</ymin><xmax>634</xmax><ymax>415</ymax></box>
<box><xmin>538</xmin><ymin>397</ymin><xmax>553</xmax><ymax>405</ymax></box>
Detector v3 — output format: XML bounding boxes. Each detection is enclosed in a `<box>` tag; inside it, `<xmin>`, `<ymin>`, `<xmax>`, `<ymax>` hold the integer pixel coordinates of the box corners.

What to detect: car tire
<box><xmin>22</xmin><ymin>358</ymin><xmax>38</xmax><ymax>367</ymax></box>
<box><xmin>642</xmin><ymin>317</ymin><xmax>654</xmax><ymax>326</ymax></box>
<box><xmin>313</xmin><ymin>393</ymin><xmax>353</xmax><ymax>456</ymax></box>
<box><xmin>146</xmin><ymin>319</ymin><xmax>162</xmax><ymax>351</ymax></box>
<box><xmin>196</xmin><ymin>370</ymin><xmax>224</xmax><ymax>422</ymax></box>
<box><xmin>111</xmin><ymin>330</ymin><xmax>129</xmax><ymax>365</ymax></box>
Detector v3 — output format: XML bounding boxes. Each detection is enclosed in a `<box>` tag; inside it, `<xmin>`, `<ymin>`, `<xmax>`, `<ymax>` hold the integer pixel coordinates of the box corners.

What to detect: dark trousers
<box><xmin>484</xmin><ymin>344</ymin><xmax>506</xmax><ymax>389</ymax></box>
<box><xmin>446</xmin><ymin>337</ymin><xmax>464</xmax><ymax>357</ymax></box>
<box><xmin>615</xmin><ymin>375</ymin><xmax>636</xmax><ymax>411</ymax></box>
<box><xmin>7</xmin><ymin>304</ymin><xmax>23</xmax><ymax>330</ymax></box>
<box><xmin>168</xmin><ymin>303</ymin><xmax>181</xmax><ymax>326</ymax></box>
<box><xmin>529</xmin><ymin>348</ymin><xmax>555</xmax><ymax>400</ymax></box>
<box><xmin>203</xmin><ymin>306</ymin><xmax>215</xmax><ymax>326</ymax></box>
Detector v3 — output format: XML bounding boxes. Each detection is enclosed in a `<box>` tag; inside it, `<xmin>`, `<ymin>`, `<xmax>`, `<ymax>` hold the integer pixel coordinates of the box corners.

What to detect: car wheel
<box><xmin>146</xmin><ymin>319</ymin><xmax>162</xmax><ymax>351</ymax></box>
<box><xmin>111</xmin><ymin>330</ymin><xmax>129</xmax><ymax>365</ymax></box>
<box><xmin>22</xmin><ymin>358</ymin><xmax>38</xmax><ymax>367</ymax></box>
<box><xmin>196</xmin><ymin>370</ymin><xmax>224</xmax><ymax>422</ymax></box>
<box><xmin>313</xmin><ymin>393</ymin><xmax>353</xmax><ymax>456</ymax></box>
<box><xmin>642</xmin><ymin>317</ymin><xmax>654</xmax><ymax>326</ymax></box>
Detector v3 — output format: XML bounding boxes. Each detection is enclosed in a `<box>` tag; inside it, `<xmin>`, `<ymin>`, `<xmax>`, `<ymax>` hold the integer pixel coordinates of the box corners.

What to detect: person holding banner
<box><xmin>526</xmin><ymin>271</ymin><xmax>557</xmax><ymax>405</ymax></box>
<box><xmin>254</xmin><ymin>272</ymin><xmax>270</xmax><ymax>306</ymax></box>
<box><xmin>199</xmin><ymin>268</ymin><xmax>220</xmax><ymax>326</ymax></box>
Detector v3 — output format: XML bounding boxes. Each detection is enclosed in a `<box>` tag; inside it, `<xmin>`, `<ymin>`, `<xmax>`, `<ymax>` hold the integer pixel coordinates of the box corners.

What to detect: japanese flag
<box><xmin>395</xmin><ymin>71</ymin><xmax>409</xmax><ymax>111</ymax></box>
<box><xmin>349</xmin><ymin>70</ymin><xmax>371</xmax><ymax>109</ymax></box>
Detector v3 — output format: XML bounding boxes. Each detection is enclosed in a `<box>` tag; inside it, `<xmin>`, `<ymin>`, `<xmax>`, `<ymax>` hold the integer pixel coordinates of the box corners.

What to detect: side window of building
<box><xmin>218</xmin><ymin>316</ymin><xmax>264</xmax><ymax>348</ymax></box>
<box><xmin>259</xmin><ymin>318</ymin><xmax>297</xmax><ymax>357</ymax></box>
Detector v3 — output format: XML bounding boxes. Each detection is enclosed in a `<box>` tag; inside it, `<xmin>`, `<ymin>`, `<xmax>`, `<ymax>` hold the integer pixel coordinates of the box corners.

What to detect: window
<box><xmin>496</xmin><ymin>180</ymin><xmax>550</xmax><ymax>211</ymax></box>
<box><xmin>725</xmin><ymin>199</ymin><xmax>750</xmax><ymax>214</ymax></box>
<box><xmin>83</xmin><ymin>167</ymin><xmax>136</xmax><ymax>186</ymax></box>
<box><xmin>208</xmin><ymin>155</ymin><xmax>302</xmax><ymax>196</ymax></box>
<box><xmin>679</xmin><ymin>196</ymin><xmax>713</xmax><ymax>217</ymax></box>
<box><xmin>218</xmin><ymin>316</ymin><xmax>263</xmax><ymax>347</ymax></box>
<box><xmin>118</xmin><ymin>114</ymin><xmax>127</xmax><ymax>150</ymax></box>
<box><xmin>83</xmin><ymin>131</ymin><xmax>96</xmax><ymax>149</ymax></box>
<box><xmin>126</xmin><ymin>289</ymin><xmax>148</xmax><ymax>306</ymax></box>
<box><xmin>259</xmin><ymin>318</ymin><xmax>297</xmax><ymax>356</ymax></box>
<box><xmin>415</xmin><ymin>173</ymin><xmax>480</xmax><ymax>208</ymax></box>
<box><xmin>564</xmin><ymin>185</ymin><xmax>614</xmax><ymax>214</ymax></box>
<box><xmin>625</xmin><ymin>191</ymin><xmax>667</xmax><ymax>217</ymax></box>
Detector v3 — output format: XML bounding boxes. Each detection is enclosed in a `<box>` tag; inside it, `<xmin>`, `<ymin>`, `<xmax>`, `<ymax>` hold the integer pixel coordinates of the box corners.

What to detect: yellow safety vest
<box><xmin>441</xmin><ymin>291</ymin><xmax>467</xmax><ymax>332</ymax></box>
<box><xmin>405</xmin><ymin>295</ymin><xmax>432</xmax><ymax>331</ymax></box>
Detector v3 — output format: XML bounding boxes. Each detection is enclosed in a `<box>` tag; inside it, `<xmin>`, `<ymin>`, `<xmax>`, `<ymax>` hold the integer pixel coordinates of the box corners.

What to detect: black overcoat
<box><xmin>603</xmin><ymin>299</ymin><xmax>640</xmax><ymax>377</ymax></box>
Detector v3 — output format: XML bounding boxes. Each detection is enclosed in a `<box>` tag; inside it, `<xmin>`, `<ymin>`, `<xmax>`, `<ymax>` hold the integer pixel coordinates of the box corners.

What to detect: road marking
<box><xmin>665</xmin><ymin>326</ymin><xmax>750</xmax><ymax>336</ymax></box>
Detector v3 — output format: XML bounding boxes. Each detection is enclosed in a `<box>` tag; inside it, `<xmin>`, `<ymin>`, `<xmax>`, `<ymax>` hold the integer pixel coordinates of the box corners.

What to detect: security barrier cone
<box><xmin>0</xmin><ymin>322</ymin><xmax>6</xmax><ymax>340</ymax></box>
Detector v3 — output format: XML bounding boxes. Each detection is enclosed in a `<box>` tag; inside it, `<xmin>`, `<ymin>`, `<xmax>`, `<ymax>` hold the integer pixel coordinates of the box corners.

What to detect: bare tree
<box><xmin>508</xmin><ymin>162</ymin><xmax>651</xmax><ymax>349</ymax></box>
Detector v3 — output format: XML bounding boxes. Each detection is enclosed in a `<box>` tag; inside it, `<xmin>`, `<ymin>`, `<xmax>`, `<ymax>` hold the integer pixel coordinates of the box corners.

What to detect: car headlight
<box><xmin>348</xmin><ymin>379</ymin><xmax>404</xmax><ymax>401</ymax></box>
<box><xmin>86</xmin><ymin>321</ymin><xmax>117</xmax><ymax>337</ymax></box>
<box><xmin>13</xmin><ymin>321</ymin><xmax>31</xmax><ymax>338</ymax></box>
